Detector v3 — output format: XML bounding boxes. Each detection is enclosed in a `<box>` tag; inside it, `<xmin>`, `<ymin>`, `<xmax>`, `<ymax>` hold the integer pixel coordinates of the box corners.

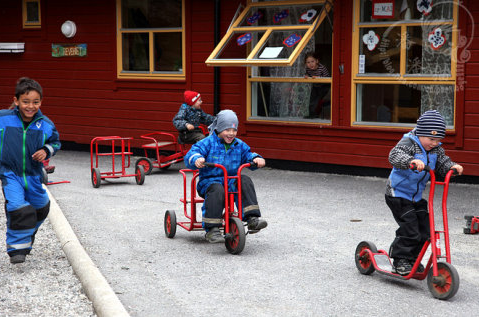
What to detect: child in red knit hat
<box><xmin>173</xmin><ymin>90</ymin><xmax>215</xmax><ymax>143</ymax></box>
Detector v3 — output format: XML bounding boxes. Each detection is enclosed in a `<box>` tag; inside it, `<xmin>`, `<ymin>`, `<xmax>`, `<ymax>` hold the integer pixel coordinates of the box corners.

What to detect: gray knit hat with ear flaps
<box><xmin>415</xmin><ymin>110</ymin><xmax>446</xmax><ymax>138</ymax></box>
<box><xmin>208</xmin><ymin>110</ymin><xmax>238</xmax><ymax>134</ymax></box>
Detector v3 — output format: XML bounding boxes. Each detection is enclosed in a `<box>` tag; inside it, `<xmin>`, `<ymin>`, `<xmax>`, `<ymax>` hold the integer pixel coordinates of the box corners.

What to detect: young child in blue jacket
<box><xmin>173</xmin><ymin>90</ymin><xmax>215</xmax><ymax>144</ymax></box>
<box><xmin>1</xmin><ymin>77</ymin><xmax>61</xmax><ymax>264</ymax></box>
<box><xmin>184</xmin><ymin>110</ymin><xmax>267</xmax><ymax>243</ymax></box>
<box><xmin>386</xmin><ymin>110</ymin><xmax>462</xmax><ymax>275</ymax></box>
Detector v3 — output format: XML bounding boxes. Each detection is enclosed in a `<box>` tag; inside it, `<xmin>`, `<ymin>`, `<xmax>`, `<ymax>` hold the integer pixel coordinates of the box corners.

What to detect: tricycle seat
<box><xmin>141</xmin><ymin>141</ymin><xmax>175</xmax><ymax>149</ymax></box>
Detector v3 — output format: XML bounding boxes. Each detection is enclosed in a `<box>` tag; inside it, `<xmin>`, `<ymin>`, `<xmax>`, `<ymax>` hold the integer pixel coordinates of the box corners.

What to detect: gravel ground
<box><xmin>0</xmin><ymin>210</ymin><xmax>96</xmax><ymax>317</ymax></box>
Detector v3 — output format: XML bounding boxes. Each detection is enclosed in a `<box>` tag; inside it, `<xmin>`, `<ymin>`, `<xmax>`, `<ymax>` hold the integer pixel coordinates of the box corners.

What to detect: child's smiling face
<box><xmin>218</xmin><ymin>128</ymin><xmax>237</xmax><ymax>144</ymax></box>
<box><xmin>14</xmin><ymin>90</ymin><xmax>42</xmax><ymax>122</ymax></box>
<box><xmin>305</xmin><ymin>56</ymin><xmax>319</xmax><ymax>70</ymax></box>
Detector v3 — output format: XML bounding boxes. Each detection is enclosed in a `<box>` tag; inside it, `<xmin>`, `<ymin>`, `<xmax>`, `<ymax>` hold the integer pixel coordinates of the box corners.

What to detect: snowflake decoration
<box><xmin>274</xmin><ymin>9</ymin><xmax>289</xmax><ymax>23</ymax></box>
<box><xmin>237</xmin><ymin>33</ymin><xmax>252</xmax><ymax>46</ymax></box>
<box><xmin>283</xmin><ymin>33</ymin><xmax>302</xmax><ymax>47</ymax></box>
<box><xmin>247</xmin><ymin>11</ymin><xmax>263</xmax><ymax>25</ymax></box>
<box><xmin>362</xmin><ymin>30</ymin><xmax>380</xmax><ymax>51</ymax></box>
<box><xmin>428</xmin><ymin>27</ymin><xmax>446</xmax><ymax>50</ymax></box>
<box><xmin>417</xmin><ymin>0</ymin><xmax>433</xmax><ymax>16</ymax></box>
<box><xmin>299</xmin><ymin>9</ymin><xmax>317</xmax><ymax>23</ymax></box>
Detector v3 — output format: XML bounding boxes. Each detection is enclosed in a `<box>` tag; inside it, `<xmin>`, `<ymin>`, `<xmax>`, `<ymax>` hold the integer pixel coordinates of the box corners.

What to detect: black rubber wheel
<box><xmin>355</xmin><ymin>241</ymin><xmax>378</xmax><ymax>275</ymax></box>
<box><xmin>41</xmin><ymin>167</ymin><xmax>48</xmax><ymax>185</ymax></box>
<box><xmin>164</xmin><ymin>210</ymin><xmax>177</xmax><ymax>238</ymax></box>
<box><xmin>135</xmin><ymin>157</ymin><xmax>153</xmax><ymax>175</ymax></box>
<box><xmin>427</xmin><ymin>262</ymin><xmax>460</xmax><ymax>300</ymax></box>
<box><xmin>91</xmin><ymin>168</ymin><xmax>101</xmax><ymax>188</ymax></box>
<box><xmin>225</xmin><ymin>217</ymin><xmax>246</xmax><ymax>255</ymax></box>
<box><xmin>135</xmin><ymin>165</ymin><xmax>145</xmax><ymax>185</ymax></box>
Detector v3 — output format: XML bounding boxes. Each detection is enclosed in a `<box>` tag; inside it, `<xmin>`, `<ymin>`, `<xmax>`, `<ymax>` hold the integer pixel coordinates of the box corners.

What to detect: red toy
<box><xmin>464</xmin><ymin>215</ymin><xmax>479</xmax><ymax>234</ymax></box>
<box><xmin>355</xmin><ymin>166</ymin><xmax>460</xmax><ymax>300</ymax></box>
<box><xmin>164</xmin><ymin>162</ymin><xmax>257</xmax><ymax>255</ymax></box>
<box><xmin>90</xmin><ymin>136</ymin><xmax>145</xmax><ymax>188</ymax></box>
<box><xmin>135</xmin><ymin>126</ymin><xmax>207</xmax><ymax>175</ymax></box>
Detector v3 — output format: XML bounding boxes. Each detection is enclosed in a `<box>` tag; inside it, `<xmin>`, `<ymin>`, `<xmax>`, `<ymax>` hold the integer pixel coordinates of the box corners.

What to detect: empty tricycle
<box><xmin>164</xmin><ymin>162</ymin><xmax>256</xmax><ymax>255</ymax></box>
<box><xmin>90</xmin><ymin>136</ymin><xmax>145</xmax><ymax>188</ymax></box>
<box><xmin>355</xmin><ymin>166</ymin><xmax>460</xmax><ymax>300</ymax></box>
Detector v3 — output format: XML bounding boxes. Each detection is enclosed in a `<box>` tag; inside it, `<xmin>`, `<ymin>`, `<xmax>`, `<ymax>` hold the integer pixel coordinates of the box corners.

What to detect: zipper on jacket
<box><xmin>20</xmin><ymin>115</ymin><xmax>43</xmax><ymax>191</ymax></box>
<box><xmin>412</xmin><ymin>157</ymin><xmax>429</xmax><ymax>202</ymax></box>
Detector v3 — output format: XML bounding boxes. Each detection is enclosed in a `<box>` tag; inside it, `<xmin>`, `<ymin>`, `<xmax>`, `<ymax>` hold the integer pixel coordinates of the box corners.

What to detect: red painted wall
<box><xmin>1</xmin><ymin>0</ymin><xmax>478</xmax><ymax>176</ymax></box>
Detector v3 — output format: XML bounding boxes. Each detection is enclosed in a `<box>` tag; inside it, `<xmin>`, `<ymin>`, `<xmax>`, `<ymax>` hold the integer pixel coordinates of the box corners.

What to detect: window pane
<box><xmin>122</xmin><ymin>33</ymin><xmax>149</xmax><ymax>71</ymax></box>
<box><xmin>359</xmin><ymin>27</ymin><xmax>400</xmax><ymax>74</ymax></box>
<box><xmin>360</xmin><ymin>0</ymin><xmax>453</xmax><ymax>23</ymax></box>
<box><xmin>216</xmin><ymin>31</ymin><xmax>265</xmax><ymax>60</ymax></box>
<box><xmin>406</xmin><ymin>25</ymin><xmax>452</xmax><ymax>75</ymax></box>
<box><xmin>121</xmin><ymin>0</ymin><xmax>181</xmax><ymax>29</ymax></box>
<box><xmin>253</xmin><ymin>29</ymin><xmax>308</xmax><ymax>60</ymax></box>
<box><xmin>251</xmin><ymin>81</ymin><xmax>331</xmax><ymax>120</ymax></box>
<box><xmin>239</xmin><ymin>4</ymin><xmax>324</xmax><ymax>27</ymax></box>
<box><xmin>356</xmin><ymin>83</ymin><xmax>454</xmax><ymax>125</ymax></box>
<box><xmin>26</xmin><ymin>2</ymin><xmax>40</xmax><ymax>23</ymax></box>
<box><xmin>154</xmin><ymin>33</ymin><xmax>182</xmax><ymax>72</ymax></box>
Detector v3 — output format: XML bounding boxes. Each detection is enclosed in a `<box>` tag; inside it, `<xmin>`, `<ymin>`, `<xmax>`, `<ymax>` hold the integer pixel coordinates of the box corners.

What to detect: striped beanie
<box><xmin>415</xmin><ymin>110</ymin><xmax>446</xmax><ymax>138</ymax></box>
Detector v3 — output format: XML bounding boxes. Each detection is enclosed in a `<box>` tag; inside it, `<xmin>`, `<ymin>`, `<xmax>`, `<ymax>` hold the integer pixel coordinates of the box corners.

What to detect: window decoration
<box><xmin>362</xmin><ymin>30</ymin><xmax>380</xmax><ymax>51</ymax></box>
<box><xmin>299</xmin><ymin>9</ymin><xmax>317</xmax><ymax>22</ymax></box>
<box><xmin>428</xmin><ymin>27</ymin><xmax>446</xmax><ymax>50</ymax></box>
<box><xmin>237</xmin><ymin>33</ymin><xmax>253</xmax><ymax>46</ymax></box>
<box><xmin>417</xmin><ymin>0</ymin><xmax>433</xmax><ymax>16</ymax></box>
<box><xmin>371</xmin><ymin>0</ymin><xmax>395</xmax><ymax>19</ymax></box>
<box><xmin>283</xmin><ymin>33</ymin><xmax>302</xmax><ymax>47</ymax></box>
<box><xmin>247</xmin><ymin>12</ymin><xmax>263</xmax><ymax>25</ymax></box>
<box><xmin>274</xmin><ymin>10</ymin><xmax>289</xmax><ymax>23</ymax></box>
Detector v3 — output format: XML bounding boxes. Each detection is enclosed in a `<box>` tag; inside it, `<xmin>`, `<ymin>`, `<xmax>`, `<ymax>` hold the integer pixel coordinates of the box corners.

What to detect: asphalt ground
<box><xmin>44</xmin><ymin>149</ymin><xmax>479</xmax><ymax>316</ymax></box>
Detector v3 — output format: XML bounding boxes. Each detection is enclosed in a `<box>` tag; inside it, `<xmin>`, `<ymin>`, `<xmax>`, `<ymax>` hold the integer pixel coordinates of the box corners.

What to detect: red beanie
<box><xmin>184</xmin><ymin>90</ymin><xmax>201</xmax><ymax>106</ymax></box>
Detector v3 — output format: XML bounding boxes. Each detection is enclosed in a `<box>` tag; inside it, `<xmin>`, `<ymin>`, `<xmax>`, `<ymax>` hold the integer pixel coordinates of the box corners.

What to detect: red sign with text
<box><xmin>372</xmin><ymin>0</ymin><xmax>395</xmax><ymax>19</ymax></box>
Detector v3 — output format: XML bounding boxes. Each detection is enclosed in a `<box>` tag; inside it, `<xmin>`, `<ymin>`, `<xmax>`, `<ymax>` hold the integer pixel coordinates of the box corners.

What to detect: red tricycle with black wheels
<box><xmin>164</xmin><ymin>162</ymin><xmax>256</xmax><ymax>255</ymax></box>
<box><xmin>355</xmin><ymin>166</ymin><xmax>460</xmax><ymax>300</ymax></box>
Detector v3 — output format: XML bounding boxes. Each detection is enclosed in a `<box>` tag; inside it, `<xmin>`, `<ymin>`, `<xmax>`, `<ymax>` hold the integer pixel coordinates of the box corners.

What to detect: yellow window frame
<box><xmin>116</xmin><ymin>0</ymin><xmax>186</xmax><ymax>80</ymax></box>
<box><xmin>206</xmin><ymin>0</ymin><xmax>333</xmax><ymax>67</ymax></box>
<box><xmin>23</xmin><ymin>0</ymin><xmax>41</xmax><ymax>29</ymax></box>
<box><xmin>350</xmin><ymin>0</ymin><xmax>459</xmax><ymax>127</ymax></box>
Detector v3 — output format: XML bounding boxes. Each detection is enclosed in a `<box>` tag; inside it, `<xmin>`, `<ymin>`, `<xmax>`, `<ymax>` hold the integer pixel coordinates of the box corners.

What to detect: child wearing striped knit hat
<box><xmin>385</xmin><ymin>110</ymin><xmax>463</xmax><ymax>275</ymax></box>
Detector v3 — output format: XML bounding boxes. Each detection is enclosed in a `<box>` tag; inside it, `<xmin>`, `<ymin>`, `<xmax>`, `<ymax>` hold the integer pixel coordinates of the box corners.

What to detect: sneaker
<box><xmin>205</xmin><ymin>227</ymin><xmax>224</xmax><ymax>243</ymax></box>
<box><xmin>10</xmin><ymin>254</ymin><xmax>26</xmax><ymax>264</ymax></box>
<box><xmin>247</xmin><ymin>217</ymin><xmax>268</xmax><ymax>233</ymax></box>
<box><xmin>393</xmin><ymin>259</ymin><xmax>412</xmax><ymax>275</ymax></box>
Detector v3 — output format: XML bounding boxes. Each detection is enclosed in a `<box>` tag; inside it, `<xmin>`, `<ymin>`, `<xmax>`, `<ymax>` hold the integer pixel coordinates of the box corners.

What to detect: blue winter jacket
<box><xmin>386</xmin><ymin>131</ymin><xmax>454</xmax><ymax>202</ymax></box>
<box><xmin>184</xmin><ymin>132</ymin><xmax>261</xmax><ymax>196</ymax></box>
<box><xmin>172</xmin><ymin>103</ymin><xmax>215</xmax><ymax>132</ymax></box>
<box><xmin>0</xmin><ymin>107</ymin><xmax>60</xmax><ymax>177</ymax></box>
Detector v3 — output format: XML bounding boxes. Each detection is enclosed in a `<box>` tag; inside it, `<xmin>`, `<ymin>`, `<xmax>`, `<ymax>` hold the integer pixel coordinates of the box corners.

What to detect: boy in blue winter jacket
<box><xmin>386</xmin><ymin>110</ymin><xmax>462</xmax><ymax>275</ymax></box>
<box><xmin>1</xmin><ymin>77</ymin><xmax>61</xmax><ymax>264</ymax></box>
<box><xmin>184</xmin><ymin>110</ymin><xmax>267</xmax><ymax>243</ymax></box>
<box><xmin>173</xmin><ymin>90</ymin><xmax>215</xmax><ymax>144</ymax></box>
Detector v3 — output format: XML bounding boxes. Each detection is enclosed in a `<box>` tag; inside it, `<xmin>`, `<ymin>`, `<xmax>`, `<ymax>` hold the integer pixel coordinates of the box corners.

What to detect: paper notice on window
<box><xmin>259</xmin><ymin>47</ymin><xmax>283</xmax><ymax>59</ymax></box>
<box><xmin>359</xmin><ymin>54</ymin><xmax>365</xmax><ymax>74</ymax></box>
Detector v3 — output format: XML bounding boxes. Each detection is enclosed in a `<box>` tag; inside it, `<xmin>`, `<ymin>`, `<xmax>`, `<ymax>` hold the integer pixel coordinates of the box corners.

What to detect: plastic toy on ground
<box><xmin>355</xmin><ymin>166</ymin><xmax>460</xmax><ymax>300</ymax></box>
<box><xmin>90</xmin><ymin>136</ymin><xmax>145</xmax><ymax>188</ymax></box>
<box><xmin>464</xmin><ymin>215</ymin><xmax>479</xmax><ymax>234</ymax></box>
<box><xmin>164</xmin><ymin>162</ymin><xmax>258</xmax><ymax>255</ymax></box>
<box><xmin>135</xmin><ymin>126</ymin><xmax>207</xmax><ymax>175</ymax></box>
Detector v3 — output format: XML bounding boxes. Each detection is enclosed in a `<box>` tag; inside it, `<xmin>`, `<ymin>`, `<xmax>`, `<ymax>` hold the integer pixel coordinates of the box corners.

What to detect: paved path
<box><xmin>46</xmin><ymin>150</ymin><xmax>479</xmax><ymax>317</ymax></box>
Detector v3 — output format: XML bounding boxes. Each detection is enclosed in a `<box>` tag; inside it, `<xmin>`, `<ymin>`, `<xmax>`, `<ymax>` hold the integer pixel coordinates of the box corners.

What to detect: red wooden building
<box><xmin>1</xmin><ymin>0</ymin><xmax>478</xmax><ymax>175</ymax></box>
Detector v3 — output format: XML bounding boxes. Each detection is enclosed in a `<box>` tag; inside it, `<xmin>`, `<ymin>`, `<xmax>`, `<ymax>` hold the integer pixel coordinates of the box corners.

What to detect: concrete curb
<box><xmin>46</xmin><ymin>188</ymin><xmax>130</xmax><ymax>317</ymax></box>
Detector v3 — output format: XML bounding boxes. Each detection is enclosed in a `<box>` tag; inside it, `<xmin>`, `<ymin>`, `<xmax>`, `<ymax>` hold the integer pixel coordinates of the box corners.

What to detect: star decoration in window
<box><xmin>417</xmin><ymin>0</ymin><xmax>433</xmax><ymax>16</ymax></box>
<box><xmin>299</xmin><ymin>9</ymin><xmax>317</xmax><ymax>22</ymax></box>
<box><xmin>283</xmin><ymin>33</ymin><xmax>302</xmax><ymax>47</ymax></box>
<box><xmin>362</xmin><ymin>30</ymin><xmax>380</xmax><ymax>51</ymax></box>
<box><xmin>428</xmin><ymin>27</ymin><xmax>446</xmax><ymax>50</ymax></box>
<box><xmin>237</xmin><ymin>33</ymin><xmax>252</xmax><ymax>46</ymax></box>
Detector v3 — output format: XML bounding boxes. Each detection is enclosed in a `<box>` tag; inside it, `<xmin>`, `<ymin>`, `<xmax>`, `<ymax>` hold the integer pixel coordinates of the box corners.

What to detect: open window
<box><xmin>206</xmin><ymin>0</ymin><xmax>333</xmax><ymax>66</ymax></box>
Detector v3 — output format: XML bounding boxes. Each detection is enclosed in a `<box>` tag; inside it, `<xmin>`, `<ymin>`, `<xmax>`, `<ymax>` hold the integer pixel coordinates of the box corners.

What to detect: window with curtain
<box><xmin>352</xmin><ymin>0</ymin><xmax>458</xmax><ymax>127</ymax></box>
<box><xmin>116</xmin><ymin>0</ymin><xmax>185</xmax><ymax>79</ymax></box>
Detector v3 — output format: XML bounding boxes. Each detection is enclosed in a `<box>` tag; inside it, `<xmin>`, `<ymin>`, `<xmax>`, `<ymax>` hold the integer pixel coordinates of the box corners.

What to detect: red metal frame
<box><xmin>90</xmin><ymin>136</ymin><xmax>138</xmax><ymax>180</ymax></box>
<box><xmin>360</xmin><ymin>168</ymin><xmax>456</xmax><ymax>280</ymax></box>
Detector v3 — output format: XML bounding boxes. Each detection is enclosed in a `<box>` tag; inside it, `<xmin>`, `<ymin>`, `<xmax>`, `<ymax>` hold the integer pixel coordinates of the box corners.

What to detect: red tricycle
<box><xmin>355</xmin><ymin>166</ymin><xmax>460</xmax><ymax>300</ymax></box>
<box><xmin>90</xmin><ymin>136</ymin><xmax>145</xmax><ymax>188</ymax></box>
<box><xmin>135</xmin><ymin>127</ymin><xmax>207</xmax><ymax>175</ymax></box>
<box><xmin>164</xmin><ymin>162</ymin><xmax>256</xmax><ymax>255</ymax></box>
<box><xmin>464</xmin><ymin>215</ymin><xmax>479</xmax><ymax>234</ymax></box>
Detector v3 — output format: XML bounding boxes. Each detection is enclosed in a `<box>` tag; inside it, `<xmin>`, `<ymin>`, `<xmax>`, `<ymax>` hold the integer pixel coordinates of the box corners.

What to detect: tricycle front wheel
<box><xmin>427</xmin><ymin>262</ymin><xmax>460</xmax><ymax>300</ymax></box>
<box><xmin>355</xmin><ymin>241</ymin><xmax>378</xmax><ymax>275</ymax></box>
<box><xmin>164</xmin><ymin>210</ymin><xmax>177</xmax><ymax>238</ymax></box>
<box><xmin>135</xmin><ymin>165</ymin><xmax>145</xmax><ymax>185</ymax></box>
<box><xmin>225</xmin><ymin>217</ymin><xmax>245</xmax><ymax>255</ymax></box>
<box><xmin>91</xmin><ymin>168</ymin><xmax>101</xmax><ymax>188</ymax></box>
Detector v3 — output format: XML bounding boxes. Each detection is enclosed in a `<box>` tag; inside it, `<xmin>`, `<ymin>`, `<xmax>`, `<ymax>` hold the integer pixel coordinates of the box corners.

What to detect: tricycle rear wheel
<box><xmin>164</xmin><ymin>210</ymin><xmax>177</xmax><ymax>238</ymax></box>
<box><xmin>135</xmin><ymin>165</ymin><xmax>145</xmax><ymax>185</ymax></box>
<box><xmin>91</xmin><ymin>168</ymin><xmax>101</xmax><ymax>188</ymax></box>
<box><xmin>355</xmin><ymin>241</ymin><xmax>378</xmax><ymax>275</ymax></box>
<box><xmin>427</xmin><ymin>262</ymin><xmax>460</xmax><ymax>300</ymax></box>
<box><xmin>225</xmin><ymin>217</ymin><xmax>245</xmax><ymax>255</ymax></box>
<box><xmin>135</xmin><ymin>157</ymin><xmax>153</xmax><ymax>175</ymax></box>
